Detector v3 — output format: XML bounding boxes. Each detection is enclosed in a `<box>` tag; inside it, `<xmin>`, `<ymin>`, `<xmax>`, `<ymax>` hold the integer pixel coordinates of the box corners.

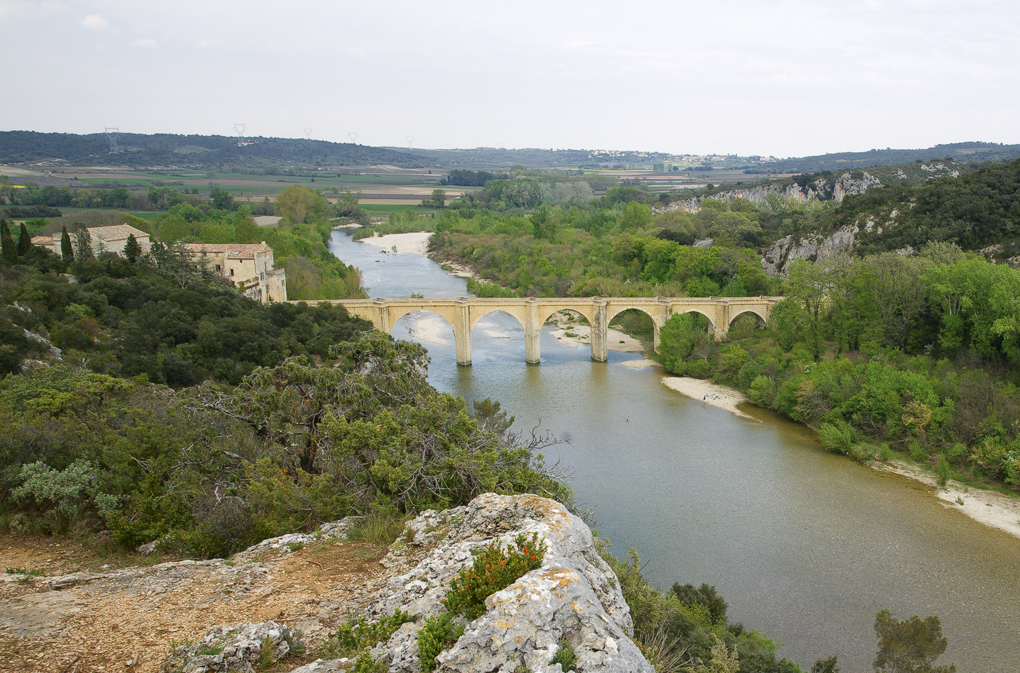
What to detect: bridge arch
<box><xmin>727</xmin><ymin>308</ymin><xmax>768</xmax><ymax>330</ymax></box>
<box><xmin>389</xmin><ymin>309</ymin><xmax>457</xmax><ymax>345</ymax></box>
<box><xmin>673</xmin><ymin>308</ymin><xmax>717</xmax><ymax>334</ymax></box>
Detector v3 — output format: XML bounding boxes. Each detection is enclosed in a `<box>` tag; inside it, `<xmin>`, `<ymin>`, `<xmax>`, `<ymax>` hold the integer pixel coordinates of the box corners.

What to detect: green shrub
<box><xmin>334</xmin><ymin>610</ymin><xmax>414</xmax><ymax>657</ymax></box>
<box><xmin>417</xmin><ymin>612</ymin><xmax>465</xmax><ymax>672</ymax></box>
<box><xmin>818</xmin><ymin>419</ymin><xmax>856</xmax><ymax>455</ymax></box>
<box><xmin>747</xmin><ymin>375</ymin><xmax>778</xmax><ymax>408</ymax></box>
<box><xmin>444</xmin><ymin>532</ymin><xmax>547</xmax><ymax>620</ymax></box>
<box><xmin>350</xmin><ymin>650</ymin><xmax>388</xmax><ymax>673</ymax></box>
<box><xmin>551</xmin><ymin>638</ymin><xmax>577</xmax><ymax>672</ymax></box>
<box><xmin>11</xmin><ymin>460</ymin><xmax>119</xmax><ymax>533</ymax></box>
<box><xmin>909</xmin><ymin>441</ymin><xmax>925</xmax><ymax>461</ymax></box>
<box><xmin>685</xmin><ymin>359</ymin><xmax>709</xmax><ymax>379</ymax></box>
<box><xmin>935</xmin><ymin>456</ymin><xmax>952</xmax><ymax>486</ymax></box>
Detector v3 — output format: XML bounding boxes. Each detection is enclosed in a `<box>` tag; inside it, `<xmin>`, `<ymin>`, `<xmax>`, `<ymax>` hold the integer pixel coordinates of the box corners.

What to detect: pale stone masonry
<box><xmin>182</xmin><ymin>242</ymin><xmax>287</xmax><ymax>303</ymax></box>
<box><xmin>34</xmin><ymin>224</ymin><xmax>151</xmax><ymax>258</ymax></box>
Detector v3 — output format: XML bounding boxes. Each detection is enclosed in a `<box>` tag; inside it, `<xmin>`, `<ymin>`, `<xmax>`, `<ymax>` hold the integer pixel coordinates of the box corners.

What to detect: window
<box><xmin>230</xmin><ymin>268</ymin><xmax>234</xmax><ymax>276</ymax></box>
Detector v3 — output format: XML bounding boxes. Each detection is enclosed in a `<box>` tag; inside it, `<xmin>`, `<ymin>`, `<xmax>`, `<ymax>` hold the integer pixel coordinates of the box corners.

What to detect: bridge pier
<box><xmin>591</xmin><ymin>299</ymin><xmax>608</xmax><ymax>362</ymax></box>
<box><xmin>524</xmin><ymin>299</ymin><xmax>541</xmax><ymax>364</ymax></box>
<box><xmin>455</xmin><ymin>299</ymin><xmax>472</xmax><ymax>366</ymax></box>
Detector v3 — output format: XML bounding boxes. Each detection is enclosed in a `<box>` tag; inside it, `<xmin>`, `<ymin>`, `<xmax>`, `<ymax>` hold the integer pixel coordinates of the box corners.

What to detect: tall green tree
<box><xmin>123</xmin><ymin>233</ymin><xmax>141</xmax><ymax>264</ymax></box>
<box><xmin>17</xmin><ymin>222</ymin><xmax>31</xmax><ymax>257</ymax></box>
<box><xmin>70</xmin><ymin>222</ymin><xmax>94</xmax><ymax>261</ymax></box>
<box><xmin>873</xmin><ymin>609</ymin><xmax>956</xmax><ymax>673</ymax></box>
<box><xmin>60</xmin><ymin>225</ymin><xmax>74</xmax><ymax>260</ymax></box>
<box><xmin>0</xmin><ymin>219</ymin><xmax>16</xmax><ymax>264</ymax></box>
<box><xmin>209</xmin><ymin>187</ymin><xmax>235</xmax><ymax>211</ymax></box>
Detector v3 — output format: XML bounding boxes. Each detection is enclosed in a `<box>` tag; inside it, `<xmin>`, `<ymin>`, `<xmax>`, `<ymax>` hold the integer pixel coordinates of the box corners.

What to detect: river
<box><xmin>331</xmin><ymin>231</ymin><xmax>1020</xmax><ymax>672</ymax></box>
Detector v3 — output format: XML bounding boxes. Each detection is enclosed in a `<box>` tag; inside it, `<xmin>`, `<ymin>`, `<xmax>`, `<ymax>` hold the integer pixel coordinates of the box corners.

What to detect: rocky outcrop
<box><xmin>655</xmin><ymin>170</ymin><xmax>883</xmax><ymax>214</ymax></box>
<box><xmin>762</xmin><ymin>225</ymin><xmax>858</xmax><ymax>278</ymax></box>
<box><xmin>359</xmin><ymin>493</ymin><xmax>652</xmax><ymax>673</ymax></box>
<box><xmin>164</xmin><ymin>621</ymin><xmax>301</xmax><ymax>673</ymax></box>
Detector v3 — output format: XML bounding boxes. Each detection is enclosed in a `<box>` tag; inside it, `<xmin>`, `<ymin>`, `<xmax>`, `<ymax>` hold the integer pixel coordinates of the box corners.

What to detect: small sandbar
<box><xmin>359</xmin><ymin>232</ymin><xmax>432</xmax><ymax>255</ymax></box>
<box><xmin>620</xmin><ymin>359</ymin><xmax>657</xmax><ymax>369</ymax></box>
<box><xmin>875</xmin><ymin>460</ymin><xmax>1020</xmax><ymax>540</ymax></box>
<box><xmin>661</xmin><ymin>376</ymin><xmax>758</xmax><ymax>421</ymax></box>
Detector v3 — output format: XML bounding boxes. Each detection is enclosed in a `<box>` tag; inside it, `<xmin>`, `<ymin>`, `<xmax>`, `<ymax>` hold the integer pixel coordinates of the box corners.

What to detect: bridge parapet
<box><xmin>297</xmin><ymin>296</ymin><xmax>783</xmax><ymax>366</ymax></box>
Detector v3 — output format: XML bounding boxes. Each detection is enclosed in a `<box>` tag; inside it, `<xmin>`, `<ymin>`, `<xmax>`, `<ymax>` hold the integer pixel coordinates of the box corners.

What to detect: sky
<box><xmin>2</xmin><ymin>0</ymin><xmax>1019</xmax><ymax>158</ymax></box>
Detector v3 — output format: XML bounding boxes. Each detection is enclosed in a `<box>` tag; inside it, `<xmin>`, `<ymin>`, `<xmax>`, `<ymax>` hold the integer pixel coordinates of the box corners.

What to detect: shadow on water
<box><xmin>330</xmin><ymin>230</ymin><xmax>1020</xmax><ymax>673</ymax></box>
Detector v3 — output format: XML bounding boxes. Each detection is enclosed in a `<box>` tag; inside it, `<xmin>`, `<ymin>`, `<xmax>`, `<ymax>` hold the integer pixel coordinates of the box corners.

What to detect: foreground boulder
<box><xmin>358</xmin><ymin>492</ymin><xmax>653</xmax><ymax>672</ymax></box>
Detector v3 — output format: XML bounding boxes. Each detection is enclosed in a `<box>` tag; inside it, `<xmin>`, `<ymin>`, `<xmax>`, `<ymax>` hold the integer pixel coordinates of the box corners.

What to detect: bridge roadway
<box><xmin>302</xmin><ymin>296</ymin><xmax>783</xmax><ymax>366</ymax></box>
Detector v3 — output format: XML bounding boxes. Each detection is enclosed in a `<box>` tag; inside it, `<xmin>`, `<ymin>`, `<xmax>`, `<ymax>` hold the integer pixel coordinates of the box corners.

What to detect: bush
<box><xmin>747</xmin><ymin>375</ymin><xmax>778</xmax><ymax>408</ymax></box>
<box><xmin>335</xmin><ymin>610</ymin><xmax>414</xmax><ymax>658</ymax></box>
<box><xmin>818</xmin><ymin>419</ymin><xmax>856</xmax><ymax>455</ymax></box>
<box><xmin>417</xmin><ymin>612</ymin><xmax>464</xmax><ymax>672</ymax></box>
<box><xmin>935</xmin><ymin>456</ymin><xmax>952</xmax><ymax>486</ymax></box>
<box><xmin>444</xmin><ymin>532</ymin><xmax>547</xmax><ymax>620</ymax></box>
<box><xmin>685</xmin><ymin>359</ymin><xmax>709</xmax><ymax>379</ymax></box>
<box><xmin>11</xmin><ymin>460</ymin><xmax>119</xmax><ymax>533</ymax></box>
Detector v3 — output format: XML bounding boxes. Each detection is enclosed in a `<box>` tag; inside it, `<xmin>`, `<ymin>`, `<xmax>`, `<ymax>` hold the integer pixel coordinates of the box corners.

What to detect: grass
<box><xmin>347</xmin><ymin>513</ymin><xmax>406</xmax><ymax>546</ymax></box>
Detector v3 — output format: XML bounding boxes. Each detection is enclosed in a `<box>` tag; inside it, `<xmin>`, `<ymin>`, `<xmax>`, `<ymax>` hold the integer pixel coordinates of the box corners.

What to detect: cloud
<box><xmin>131</xmin><ymin>38</ymin><xmax>157</xmax><ymax>48</ymax></box>
<box><xmin>197</xmin><ymin>37</ymin><xmax>226</xmax><ymax>48</ymax></box>
<box><xmin>80</xmin><ymin>14</ymin><xmax>109</xmax><ymax>30</ymax></box>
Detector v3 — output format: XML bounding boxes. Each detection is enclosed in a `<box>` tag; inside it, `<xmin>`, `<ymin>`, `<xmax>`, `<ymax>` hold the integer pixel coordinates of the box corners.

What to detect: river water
<box><xmin>332</xmin><ymin>231</ymin><xmax>1020</xmax><ymax>672</ymax></box>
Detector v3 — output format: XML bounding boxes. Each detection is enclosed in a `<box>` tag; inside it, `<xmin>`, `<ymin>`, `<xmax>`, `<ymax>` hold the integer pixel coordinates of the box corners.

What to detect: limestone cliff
<box><xmin>654</xmin><ymin>170</ymin><xmax>883</xmax><ymax>215</ymax></box>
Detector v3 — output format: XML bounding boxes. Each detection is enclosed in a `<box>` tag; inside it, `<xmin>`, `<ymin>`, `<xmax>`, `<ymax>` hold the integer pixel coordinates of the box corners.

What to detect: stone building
<box><xmin>182</xmin><ymin>242</ymin><xmax>287</xmax><ymax>303</ymax></box>
<box><xmin>34</xmin><ymin>224</ymin><xmax>151</xmax><ymax>258</ymax></box>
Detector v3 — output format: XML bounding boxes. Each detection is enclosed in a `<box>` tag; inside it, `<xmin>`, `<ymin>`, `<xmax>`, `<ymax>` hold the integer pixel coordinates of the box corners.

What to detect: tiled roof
<box><xmin>182</xmin><ymin>243</ymin><xmax>273</xmax><ymax>260</ymax></box>
<box><xmin>86</xmin><ymin>224</ymin><xmax>150</xmax><ymax>241</ymax></box>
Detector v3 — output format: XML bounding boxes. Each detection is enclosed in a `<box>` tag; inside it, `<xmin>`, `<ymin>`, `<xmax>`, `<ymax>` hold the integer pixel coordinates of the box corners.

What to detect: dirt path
<box><xmin>0</xmin><ymin>535</ymin><xmax>425</xmax><ymax>673</ymax></box>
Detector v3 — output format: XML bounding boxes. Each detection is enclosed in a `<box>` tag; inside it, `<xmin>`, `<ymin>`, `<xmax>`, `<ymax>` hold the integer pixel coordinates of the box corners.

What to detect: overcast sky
<box><xmin>2</xmin><ymin>0</ymin><xmax>1018</xmax><ymax>157</ymax></box>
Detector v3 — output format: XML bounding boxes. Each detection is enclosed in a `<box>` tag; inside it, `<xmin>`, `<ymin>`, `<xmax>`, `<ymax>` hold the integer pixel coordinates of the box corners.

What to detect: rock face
<box><xmin>762</xmin><ymin>225</ymin><xmax>859</xmax><ymax>278</ymax></box>
<box><xmin>655</xmin><ymin>170</ymin><xmax>883</xmax><ymax>214</ymax></box>
<box><xmin>361</xmin><ymin>493</ymin><xmax>652</xmax><ymax>673</ymax></box>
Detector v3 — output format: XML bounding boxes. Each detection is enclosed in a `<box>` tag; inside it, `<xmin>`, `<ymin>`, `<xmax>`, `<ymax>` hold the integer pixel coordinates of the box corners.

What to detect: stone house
<box><xmin>34</xmin><ymin>224</ymin><xmax>151</xmax><ymax>258</ymax></box>
<box><xmin>182</xmin><ymin>242</ymin><xmax>287</xmax><ymax>303</ymax></box>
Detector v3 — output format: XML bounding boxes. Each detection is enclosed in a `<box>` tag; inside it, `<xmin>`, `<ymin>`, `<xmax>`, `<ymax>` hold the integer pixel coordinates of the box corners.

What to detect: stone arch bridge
<box><xmin>309</xmin><ymin>296</ymin><xmax>783</xmax><ymax>366</ymax></box>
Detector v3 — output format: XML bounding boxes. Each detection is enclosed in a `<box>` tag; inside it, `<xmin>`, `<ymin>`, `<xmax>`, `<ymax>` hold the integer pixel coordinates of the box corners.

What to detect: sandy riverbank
<box><xmin>358</xmin><ymin>231</ymin><xmax>432</xmax><ymax>255</ymax></box>
<box><xmin>663</xmin><ymin>376</ymin><xmax>1020</xmax><ymax>539</ymax></box>
<box><xmin>660</xmin><ymin>376</ymin><xmax>759</xmax><ymax>420</ymax></box>
<box><xmin>876</xmin><ymin>460</ymin><xmax>1020</xmax><ymax>539</ymax></box>
<box><xmin>547</xmin><ymin>312</ymin><xmax>644</xmax><ymax>353</ymax></box>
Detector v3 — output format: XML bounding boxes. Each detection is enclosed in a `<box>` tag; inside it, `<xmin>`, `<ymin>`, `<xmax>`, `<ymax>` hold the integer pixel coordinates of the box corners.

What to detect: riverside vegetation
<box><xmin>365</xmin><ymin>160</ymin><xmax>1020</xmax><ymax>497</ymax></box>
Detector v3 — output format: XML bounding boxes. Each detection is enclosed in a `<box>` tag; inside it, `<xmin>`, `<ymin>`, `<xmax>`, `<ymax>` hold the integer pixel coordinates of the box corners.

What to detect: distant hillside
<box><xmin>390</xmin><ymin>146</ymin><xmax>672</xmax><ymax>168</ymax></box>
<box><xmin>0</xmin><ymin>131</ymin><xmax>436</xmax><ymax>169</ymax></box>
<box><xmin>756</xmin><ymin>142</ymin><xmax>1020</xmax><ymax>174</ymax></box>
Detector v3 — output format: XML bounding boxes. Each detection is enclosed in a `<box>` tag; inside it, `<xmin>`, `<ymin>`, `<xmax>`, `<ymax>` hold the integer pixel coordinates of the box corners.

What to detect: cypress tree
<box><xmin>60</xmin><ymin>225</ymin><xmax>74</xmax><ymax>260</ymax></box>
<box><xmin>0</xmin><ymin>226</ymin><xmax>16</xmax><ymax>264</ymax></box>
<box><xmin>124</xmin><ymin>233</ymin><xmax>141</xmax><ymax>263</ymax></box>
<box><xmin>17</xmin><ymin>223</ymin><xmax>31</xmax><ymax>257</ymax></box>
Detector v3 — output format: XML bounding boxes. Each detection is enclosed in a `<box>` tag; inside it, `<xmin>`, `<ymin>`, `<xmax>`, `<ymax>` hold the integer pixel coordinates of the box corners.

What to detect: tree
<box><xmin>209</xmin><ymin>187</ymin><xmax>234</xmax><ymax>211</ymax></box>
<box><xmin>17</xmin><ymin>223</ymin><xmax>31</xmax><ymax>257</ymax></box>
<box><xmin>275</xmin><ymin>185</ymin><xmax>328</xmax><ymax>225</ymax></box>
<box><xmin>873</xmin><ymin>609</ymin><xmax>956</xmax><ymax>673</ymax></box>
<box><xmin>70</xmin><ymin>222</ymin><xmax>94</xmax><ymax>261</ymax></box>
<box><xmin>0</xmin><ymin>220</ymin><xmax>16</xmax><ymax>264</ymax></box>
<box><xmin>60</xmin><ymin>225</ymin><xmax>73</xmax><ymax>260</ymax></box>
<box><xmin>123</xmin><ymin>233</ymin><xmax>141</xmax><ymax>264</ymax></box>
<box><xmin>431</xmin><ymin>188</ymin><xmax>446</xmax><ymax>208</ymax></box>
<box><xmin>658</xmin><ymin>312</ymin><xmax>703</xmax><ymax>374</ymax></box>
